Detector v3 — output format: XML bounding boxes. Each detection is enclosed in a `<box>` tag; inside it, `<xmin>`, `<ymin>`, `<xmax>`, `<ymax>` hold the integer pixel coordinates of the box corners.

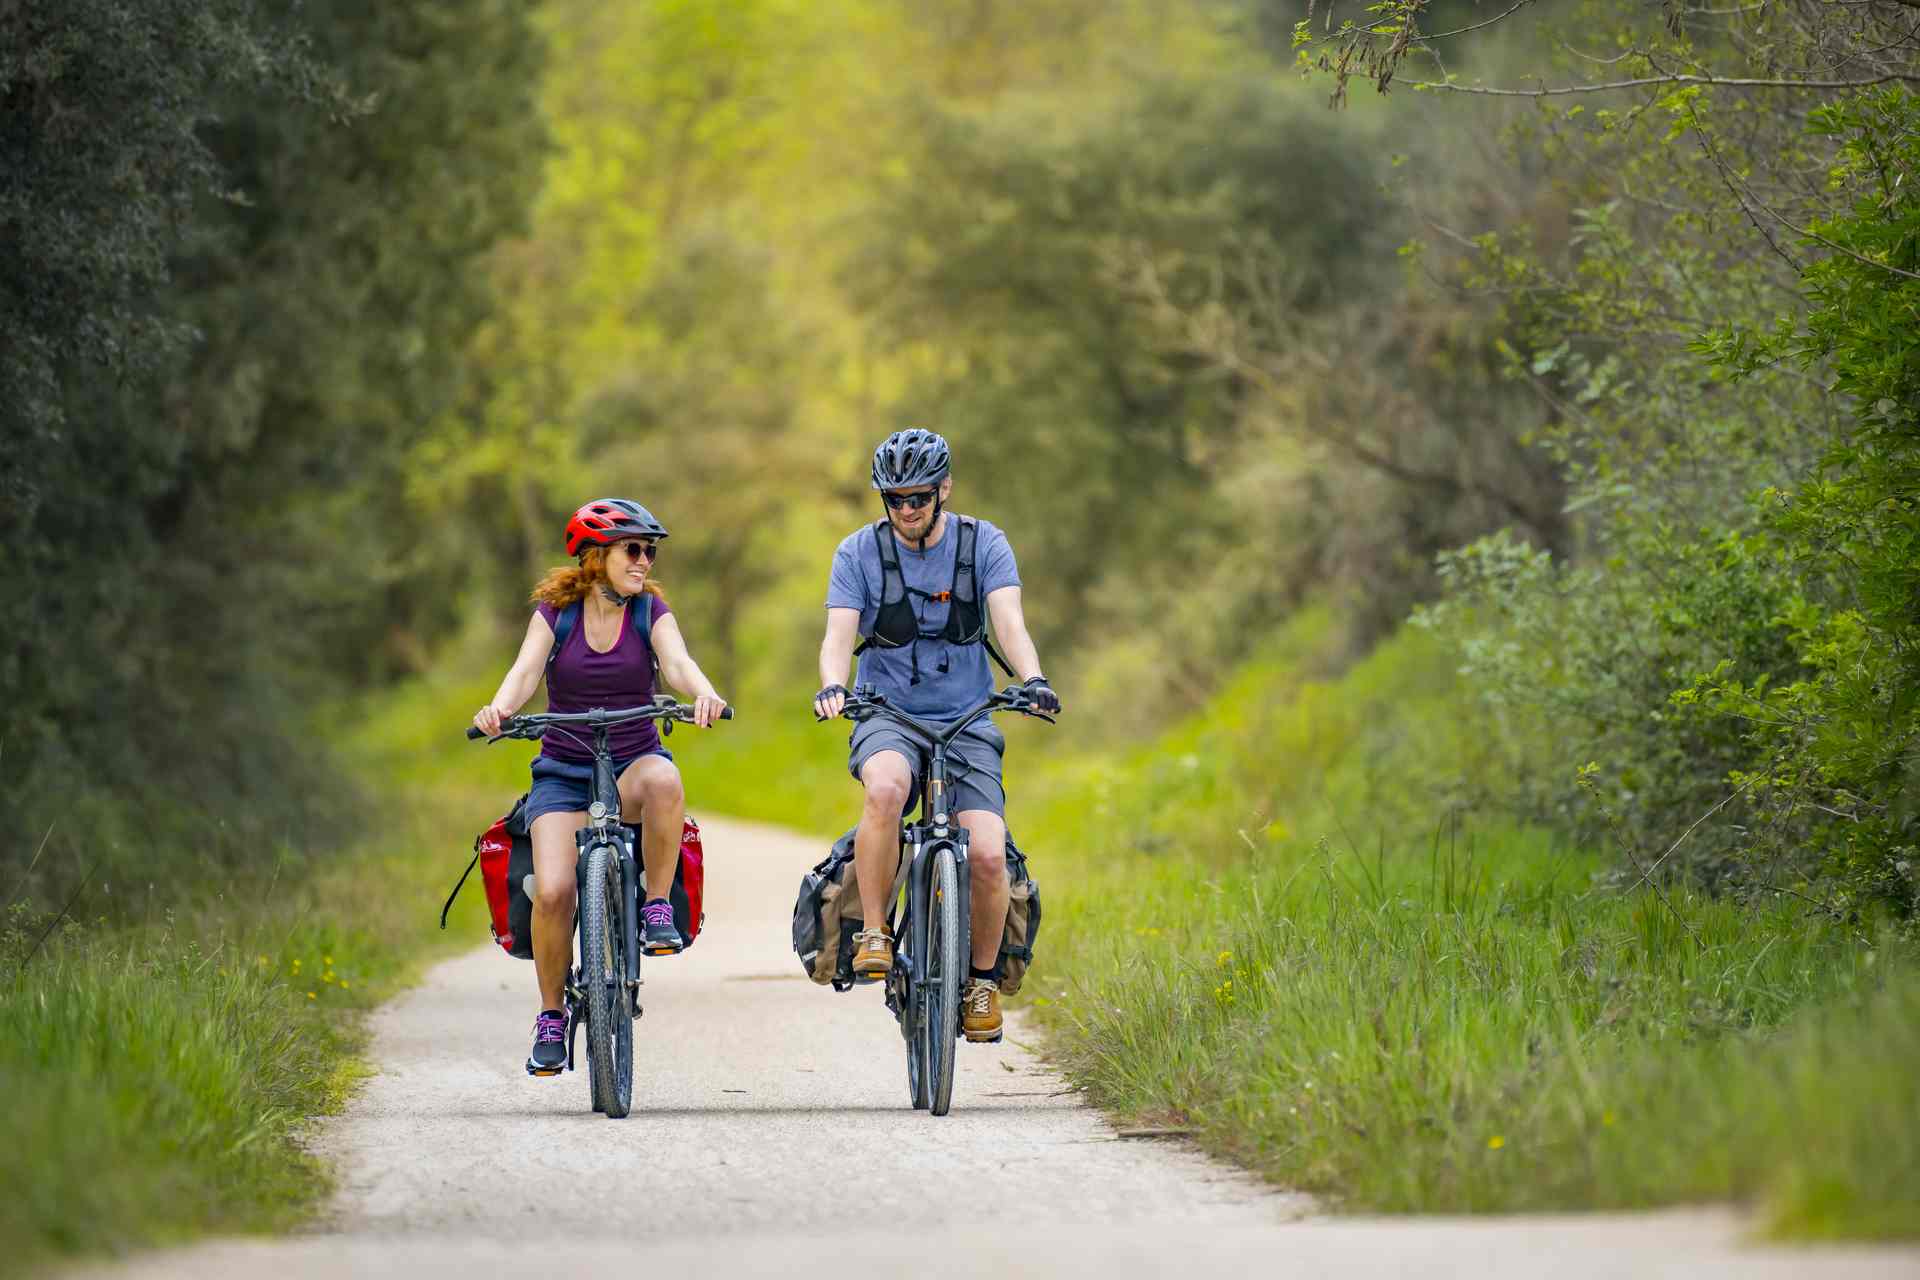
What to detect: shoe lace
<box><xmin>859</xmin><ymin>928</ymin><xmax>891</xmax><ymax>953</ymax></box>
<box><xmin>642</xmin><ymin>899</ymin><xmax>675</xmax><ymax>928</ymax></box>
<box><xmin>534</xmin><ymin>1012</ymin><xmax>567</xmax><ymax>1044</ymax></box>
<box><xmin>967</xmin><ymin>980</ymin><xmax>997</xmax><ymax>1017</ymax></box>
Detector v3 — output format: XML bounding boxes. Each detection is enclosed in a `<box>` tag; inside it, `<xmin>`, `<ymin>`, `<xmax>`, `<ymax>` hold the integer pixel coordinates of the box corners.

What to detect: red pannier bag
<box><xmin>443</xmin><ymin>800</ymin><xmax>706</xmax><ymax>957</ymax></box>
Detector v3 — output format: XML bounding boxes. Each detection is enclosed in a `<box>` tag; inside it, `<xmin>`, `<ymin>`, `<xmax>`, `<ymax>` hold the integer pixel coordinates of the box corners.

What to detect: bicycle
<box><xmin>818</xmin><ymin>683</ymin><xmax>1054</xmax><ymax>1116</ymax></box>
<box><xmin>466</xmin><ymin>695</ymin><xmax>732</xmax><ymax>1118</ymax></box>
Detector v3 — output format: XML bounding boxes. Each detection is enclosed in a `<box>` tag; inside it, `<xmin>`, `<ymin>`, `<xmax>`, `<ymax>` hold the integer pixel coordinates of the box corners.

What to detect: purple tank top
<box><xmin>535</xmin><ymin>595</ymin><xmax>672</xmax><ymax>762</ymax></box>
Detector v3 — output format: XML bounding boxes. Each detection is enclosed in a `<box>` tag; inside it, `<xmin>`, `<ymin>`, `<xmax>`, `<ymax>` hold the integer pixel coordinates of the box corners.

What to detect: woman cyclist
<box><xmin>474</xmin><ymin>498</ymin><xmax>728</xmax><ymax>1076</ymax></box>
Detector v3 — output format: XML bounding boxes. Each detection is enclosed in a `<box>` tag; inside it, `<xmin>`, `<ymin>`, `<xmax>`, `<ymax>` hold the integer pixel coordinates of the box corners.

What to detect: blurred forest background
<box><xmin>4</xmin><ymin>0</ymin><xmax>1916</xmax><ymax>920</ymax></box>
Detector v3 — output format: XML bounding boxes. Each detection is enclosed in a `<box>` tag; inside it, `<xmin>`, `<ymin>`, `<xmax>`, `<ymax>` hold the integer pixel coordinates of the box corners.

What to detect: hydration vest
<box><xmin>854</xmin><ymin>516</ymin><xmax>1014</xmax><ymax>685</ymax></box>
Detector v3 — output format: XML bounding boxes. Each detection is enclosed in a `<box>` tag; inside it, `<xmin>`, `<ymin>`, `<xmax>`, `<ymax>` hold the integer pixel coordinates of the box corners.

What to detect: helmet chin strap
<box><xmin>598</xmin><ymin>582</ymin><xmax>634</xmax><ymax>607</ymax></box>
<box><xmin>921</xmin><ymin>495</ymin><xmax>945</xmax><ymax>550</ymax></box>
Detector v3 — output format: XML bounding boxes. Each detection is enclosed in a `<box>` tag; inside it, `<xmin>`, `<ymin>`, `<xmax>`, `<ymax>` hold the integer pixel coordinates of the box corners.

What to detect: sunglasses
<box><xmin>614</xmin><ymin>539</ymin><xmax>659</xmax><ymax>562</ymax></box>
<box><xmin>883</xmin><ymin>489</ymin><xmax>938</xmax><ymax>511</ymax></box>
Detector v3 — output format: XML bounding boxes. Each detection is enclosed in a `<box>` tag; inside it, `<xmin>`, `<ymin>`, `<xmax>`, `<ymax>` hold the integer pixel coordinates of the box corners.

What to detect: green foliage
<box><xmin>0</xmin><ymin>692</ymin><xmax>511</xmax><ymax>1274</ymax></box>
<box><xmin>0</xmin><ymin>0</ymin><xmax>543</xmax><ymax>906</ymax></box>
<box><xmin>1689</xmin><ymin>87</ymin><xmax>1920</xmax><ymax>913</ymax></box>
<box><xmin>1023</xmin><ymin>620</ymin><xmax>1919</xmax><ymax>1235</ymax></box>
<box><xmin>1294</xmin><ymin>0</ymin><xmax>1920</xmax><ymax>910</ymax></box>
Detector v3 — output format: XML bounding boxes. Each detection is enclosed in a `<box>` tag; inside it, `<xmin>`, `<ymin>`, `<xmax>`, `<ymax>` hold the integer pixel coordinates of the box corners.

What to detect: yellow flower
<box><xmin>1216</xmin><ymin>950</ymin><xmax>1232</xmax><ymax>967</ymax></box>
<box><xmin>323</xmin><ymin>955</ymin><xmax>333</xmax><ymax>965</ymax></box>
<box><xmin>307</xmin><ymin>991</ymin><xmax>317</xmax><ymax>1000</ymax></box>
<box><xmin>1487</xmin><ymin>1135</ymin><xmax>1505</xmax><ymax>1150</ymax></box>
<box><xmin>340</xmin><ymin>983</ymin><xmax>351</xmax><ymax>991</ymax></box>
<box><xmin>1602</xmin><ymin>1110</ymin><xmax>1617</xmax><ymax>1127</ymax></box>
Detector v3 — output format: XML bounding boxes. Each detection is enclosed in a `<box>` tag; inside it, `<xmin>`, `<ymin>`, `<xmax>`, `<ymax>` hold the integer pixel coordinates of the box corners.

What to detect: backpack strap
<box><xmin>544</xmin><ymin>601</ymin><xmax>581</xmax><ymax>684</ymax></box>
<box><xmin>950</xmin><ymin>517</ymin><xmax>1017</xmax><ymax>678</ymax></box>
<box><xmin>854</xmin><ymin>519</ymin><xmax>914</xmax><ymax>657</ymax></box>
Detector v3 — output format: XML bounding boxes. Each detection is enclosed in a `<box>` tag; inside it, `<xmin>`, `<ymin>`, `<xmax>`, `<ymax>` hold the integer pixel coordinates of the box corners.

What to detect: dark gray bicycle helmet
<box><xmin>870</xmin><ymin>428</ymin><xmax>951</xmax><ymax>490</ymax></box>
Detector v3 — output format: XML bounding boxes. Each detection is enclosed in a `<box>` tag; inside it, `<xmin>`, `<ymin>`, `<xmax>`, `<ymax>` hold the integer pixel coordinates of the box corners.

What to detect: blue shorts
<box><xmin>524</xmin><ymin>749</ymin><xmax>673</xmax><ymax>826</ymax></box>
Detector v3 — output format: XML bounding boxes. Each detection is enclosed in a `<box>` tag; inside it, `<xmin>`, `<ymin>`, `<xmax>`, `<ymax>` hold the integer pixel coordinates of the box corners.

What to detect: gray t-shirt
<box><xmin>826</xmin><ymin>514</ymin><xmax>1020</xmax><ymax>719</ymax></box>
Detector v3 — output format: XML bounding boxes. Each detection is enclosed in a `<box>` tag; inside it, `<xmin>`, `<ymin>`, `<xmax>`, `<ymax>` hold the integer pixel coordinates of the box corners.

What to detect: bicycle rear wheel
<box><xmin>920</xmin><ymin>843</ymin><xmax>962</xmax><ymax>1116</ymax></box>
<box><xmin>580</xmin><ymin>843</ymin><xmax>633</xmax><ymax>1119</ymax></box>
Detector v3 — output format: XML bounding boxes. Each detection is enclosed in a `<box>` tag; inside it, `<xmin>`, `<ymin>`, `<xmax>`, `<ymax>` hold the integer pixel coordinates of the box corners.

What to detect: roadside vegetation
<box><xmin>0</xmin><ymin>776</ymin><xmax>498</xmax><ymax>1274</ymax></box>
<box><xmin>5</xmin><ymin>0</ymin><xmax>1916</xmax><ymax>1266</ymax></box>
<box><xmin>1019</xmin><ymin>618</ymin><xmax>1919</xmax><ymax>1237</ymax></box>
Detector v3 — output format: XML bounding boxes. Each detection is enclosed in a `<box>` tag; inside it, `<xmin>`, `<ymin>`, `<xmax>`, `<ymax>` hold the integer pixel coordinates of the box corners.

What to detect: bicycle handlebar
<box><xmin>468</xmin><ymin>698</ymin><xmax>733</xmax><ymax>742</ymax></box>
<box><xmin>815</xmin><ymin>684</ymin><xmax>1056</xmax><ymax>738</ymax></box>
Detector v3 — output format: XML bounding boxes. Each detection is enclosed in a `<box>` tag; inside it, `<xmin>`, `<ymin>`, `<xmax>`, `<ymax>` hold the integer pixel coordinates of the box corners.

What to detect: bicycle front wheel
<box><xmin>920</xmin><ymin>843</ymin><xmax>962</xmax><ymax>1116</ymax></box>
<box><xmin>580</xmin><ymin>843</ymin><xmax>633</xmax><ymax>1119</ymax></box>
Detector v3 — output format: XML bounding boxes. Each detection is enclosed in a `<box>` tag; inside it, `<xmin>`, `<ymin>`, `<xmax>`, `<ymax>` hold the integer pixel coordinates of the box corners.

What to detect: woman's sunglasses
<box><xmin>883</xmin><ymin>489</ymin><xmax>937</xmax><ymax>511</ymax></box>
<box><xmin>614</xmin><ymin>539</ymin><xmax>659</xmax><ymax>562</ymax></box>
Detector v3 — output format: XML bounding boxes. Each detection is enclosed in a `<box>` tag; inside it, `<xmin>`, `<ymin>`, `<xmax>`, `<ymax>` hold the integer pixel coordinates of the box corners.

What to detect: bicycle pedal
<box><xmin>526</xmin><ymin>1063</ymin><xmax>564</xmax><ymax>1077</ymax></box>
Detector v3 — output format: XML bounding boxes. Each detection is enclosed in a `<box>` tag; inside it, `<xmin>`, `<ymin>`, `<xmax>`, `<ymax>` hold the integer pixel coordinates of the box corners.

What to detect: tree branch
<box><xmin>1407</xmin><ymin>70</ymin><xmax>1920</xmax><ymax>95</ymax></box>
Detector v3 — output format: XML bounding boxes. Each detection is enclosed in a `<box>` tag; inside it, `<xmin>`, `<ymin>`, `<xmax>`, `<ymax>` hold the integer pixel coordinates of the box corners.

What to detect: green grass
<box><xmin>0</xmin><ymin>695</ymin><xmax>505</xmax><ymax>1276</ymax></box>
<box><xmin>1015</xmin><ymin>616</ymin><xmax>1919</xmax><ymax>1237</ymax></box>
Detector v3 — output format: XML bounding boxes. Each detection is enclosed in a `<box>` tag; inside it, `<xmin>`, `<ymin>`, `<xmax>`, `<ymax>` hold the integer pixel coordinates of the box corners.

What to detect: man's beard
<box><xmin>889</xmin><ymin>505</ymin><xmax>938</xmax><ymax>546</ymax></box>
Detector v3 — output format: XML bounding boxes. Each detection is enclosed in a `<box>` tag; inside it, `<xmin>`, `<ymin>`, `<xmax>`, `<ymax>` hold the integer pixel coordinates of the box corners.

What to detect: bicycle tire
<box><xmin>922</xmin><ymin>843</ymin><xmax>962</xmax><ymax>1116</ymax></box>
<box><xmin>580</xmin><ymin>843</ymin><xmax>633</xmax><ymax>1119</ymax></box>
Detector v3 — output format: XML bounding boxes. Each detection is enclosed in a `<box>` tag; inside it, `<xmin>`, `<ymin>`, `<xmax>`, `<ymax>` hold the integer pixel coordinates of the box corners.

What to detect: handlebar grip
<box><xmin>466</xmin><ymin>726</ymin><xmax>486</xmax><ymax>740</ymax></box>
<box><xmin>719</xmin><ymin>706</ymin><xmax>734</xmax><ymax>721</ymax></box>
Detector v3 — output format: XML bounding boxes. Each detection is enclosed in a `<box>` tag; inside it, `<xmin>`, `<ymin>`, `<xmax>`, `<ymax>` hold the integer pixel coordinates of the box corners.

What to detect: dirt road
<box><xmin>71</xmin><ymin>816</ymin><xmax>1919</xmax><ymax>1279</ymax></box>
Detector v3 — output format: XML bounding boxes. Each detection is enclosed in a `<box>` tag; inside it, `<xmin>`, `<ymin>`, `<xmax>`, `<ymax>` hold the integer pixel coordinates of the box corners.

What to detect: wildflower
<box><xmin>324</xmin><ymin>955</ymin><xmax>333</xmax><ymax>965</ymax></box>
<box><xmin>340</xmin><ymin>983</ymin><xmax>350</xmax><ymax>991</ymax></box>
<box><xmin>1216</xmin><ymin>950</ymin><xmax>1232</xmax><ymax>967</ymax></box>
<box><xmin>1487</xmin><ymin>1135</ymin><xmax>1505</xmax><ymax>1150</ymax></box>
<box><xmin>307</xmin><ymin>991</ymin><xmax>317</xmax><ymax>1000</ymax></box>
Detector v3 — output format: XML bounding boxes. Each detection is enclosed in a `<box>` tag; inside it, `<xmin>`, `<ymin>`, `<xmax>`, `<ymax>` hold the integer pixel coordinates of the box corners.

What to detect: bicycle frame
<box><xmin>468</xmin><ymin>697</ymin><xmax>731</xmax><ymax>1115</ymax></box>
<box><xmin>570</xmin><ymin>715</ymin><xmax>642</xmax><ymax>1038</ymax></box>
<box><xmin>831</xmin><ymin>687</ymin><xmax>1051</xmax><ymax>1112</ymax></box>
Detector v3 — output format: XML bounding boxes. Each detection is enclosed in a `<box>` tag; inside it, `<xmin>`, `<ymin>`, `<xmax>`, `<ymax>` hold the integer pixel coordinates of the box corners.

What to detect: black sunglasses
<box><xmin>883</xmin><ymin>489</ymin><xmax>937</xmax><ymax>511</ymax></box>
<box><xmin>614</xmin><ymin>539</ymin><xmax>659</xmax><ymax>562</ymax></box>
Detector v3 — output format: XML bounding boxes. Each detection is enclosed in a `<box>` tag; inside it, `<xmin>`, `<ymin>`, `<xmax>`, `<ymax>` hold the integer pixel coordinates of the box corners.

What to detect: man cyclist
<box><xmin>813</xmin><ymin>428</ymin><xmax>1060</xmax><ymax>1043</ymax></box>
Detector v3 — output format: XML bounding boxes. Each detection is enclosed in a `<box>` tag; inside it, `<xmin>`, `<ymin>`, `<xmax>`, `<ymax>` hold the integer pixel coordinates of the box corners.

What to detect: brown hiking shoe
<box><xmin>962</xmin><ymin>978</ymin><xmax>1003</xmax><ymax>1042</ymax></box>
<box><xmin>851</xmin><ymin>926</ymin><xmax>894</xmax><ymax>981</ymax></box>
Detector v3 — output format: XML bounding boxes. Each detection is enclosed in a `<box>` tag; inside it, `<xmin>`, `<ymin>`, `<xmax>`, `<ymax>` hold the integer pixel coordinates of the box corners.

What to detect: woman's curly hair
<box><xmin>531</xmin><ymin>546</ymin><xmax>668</xmax><ymax>608</ymax></box>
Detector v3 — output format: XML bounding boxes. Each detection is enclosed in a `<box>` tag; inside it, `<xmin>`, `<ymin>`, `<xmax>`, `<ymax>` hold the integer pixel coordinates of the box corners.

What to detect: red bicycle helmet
<box><xmin>564</xmin><ymin>498</ymin><xmax>670</xmax><ymax>558</ymax></box>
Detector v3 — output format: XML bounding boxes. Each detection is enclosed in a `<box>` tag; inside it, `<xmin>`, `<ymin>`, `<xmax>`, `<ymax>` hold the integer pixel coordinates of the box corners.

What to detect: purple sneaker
<box><xmin>640</xmin><ymin>897</ymin><xmax>683</xmax><ymax>956</ymax></box>
<box><xmin>526</xmin><ymin>1008</ymin><xmax>567</xmax><ymax>1076</ymax></box>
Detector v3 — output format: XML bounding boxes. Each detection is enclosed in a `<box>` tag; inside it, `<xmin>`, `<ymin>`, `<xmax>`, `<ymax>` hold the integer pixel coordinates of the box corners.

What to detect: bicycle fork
<box><xmin>563</xmin><ymin>824</ymin><xmax>643</xmax><ymax>1073</ymax></box>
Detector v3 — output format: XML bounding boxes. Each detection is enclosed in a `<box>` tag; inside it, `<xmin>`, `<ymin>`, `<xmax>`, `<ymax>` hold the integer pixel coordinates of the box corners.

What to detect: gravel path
<box><xmin>67</xmin><ymin>816</ymin><xmax>1920</xmax><ymax>1279</ymax></box>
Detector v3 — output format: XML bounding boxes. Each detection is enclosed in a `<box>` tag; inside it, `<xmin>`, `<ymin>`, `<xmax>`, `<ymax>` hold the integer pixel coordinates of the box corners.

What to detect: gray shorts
<box><xmin>848</xmin><ymin>717</ymin><xmax>1006</xmax><ymax>818</ymax></box>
